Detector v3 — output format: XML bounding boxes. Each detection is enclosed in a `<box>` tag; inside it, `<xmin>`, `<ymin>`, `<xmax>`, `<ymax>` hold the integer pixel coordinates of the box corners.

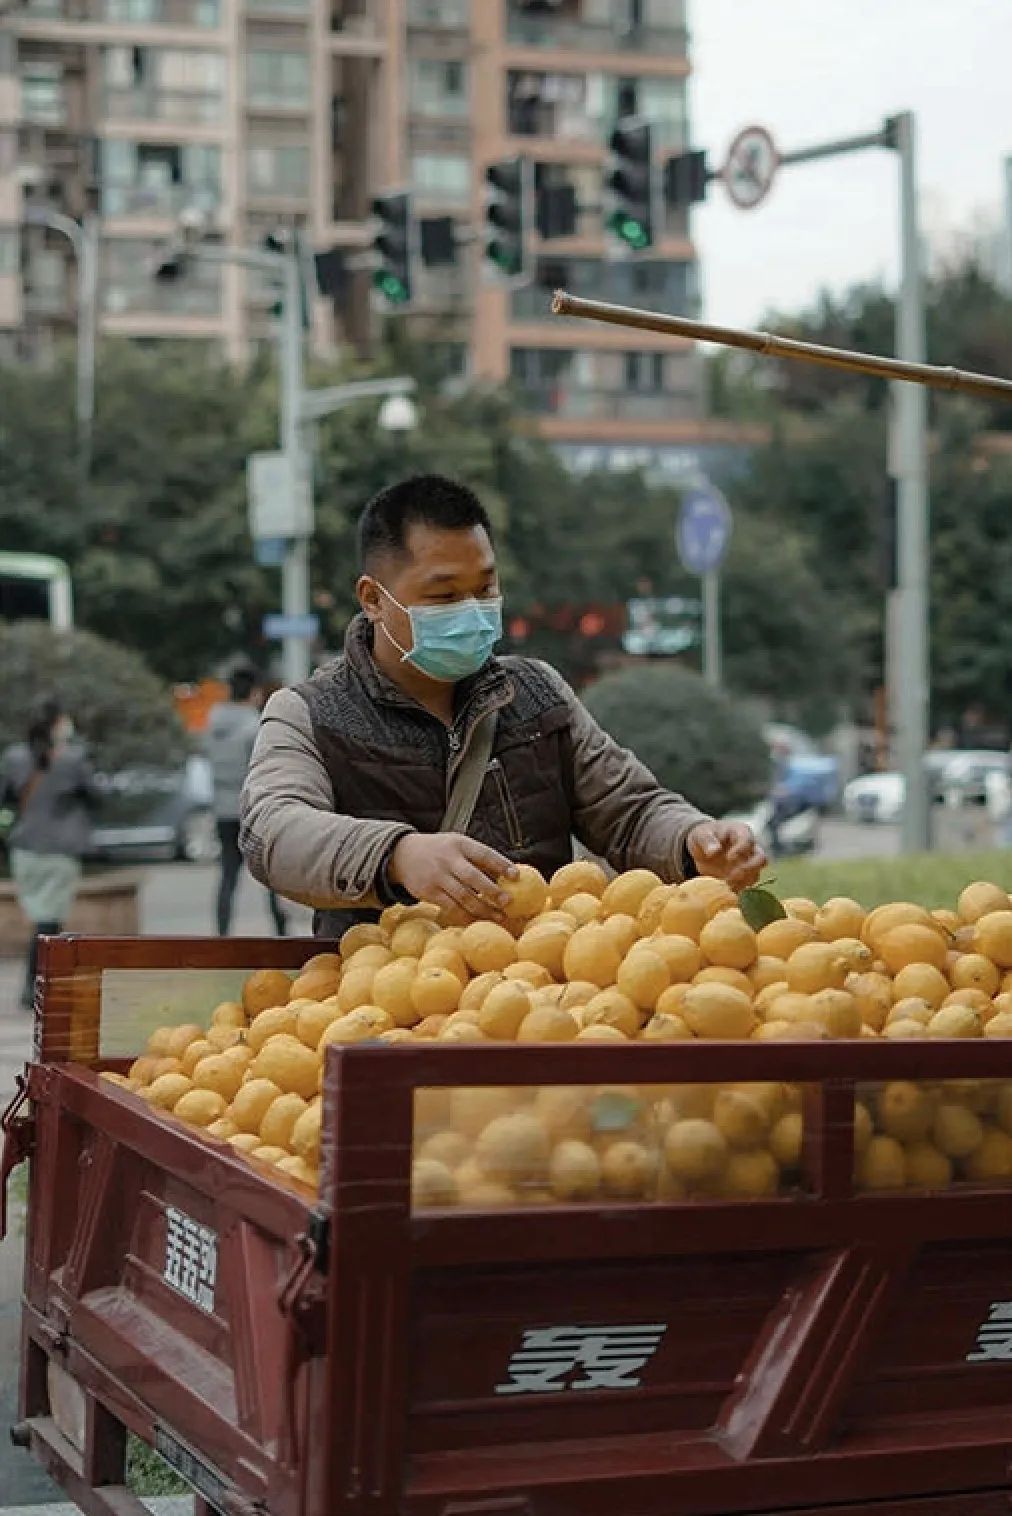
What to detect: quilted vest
<box><xmin>297</xmin><ymin>616</ymin><xmax>576</xmax><ymax>937</ymax></box>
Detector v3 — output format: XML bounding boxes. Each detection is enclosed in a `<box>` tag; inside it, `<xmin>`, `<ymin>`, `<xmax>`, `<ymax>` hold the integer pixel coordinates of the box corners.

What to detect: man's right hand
<box><xmin>388</xmin><ymin>833</ymin><xmax>517</xmax><ymax>922</ymax></box>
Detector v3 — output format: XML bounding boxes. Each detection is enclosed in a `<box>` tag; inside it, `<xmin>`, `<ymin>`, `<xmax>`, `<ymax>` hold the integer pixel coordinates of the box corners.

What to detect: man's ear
<box><xmin>357</xmin><ymin>574</ymin><xmax>382</xmax><ymax>621</ymax></box>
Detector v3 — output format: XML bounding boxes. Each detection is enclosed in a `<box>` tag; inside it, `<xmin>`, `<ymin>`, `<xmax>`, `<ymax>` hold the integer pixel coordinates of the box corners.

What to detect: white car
<box><xmin>842</xmin><ymin>772</ymin><xmax>905</xmax><ymax>825</ymax></box>
<box><xmin>843</xmin><ymin>751</ymin><xmax>1012</xmax><ymax>826</ymax></box>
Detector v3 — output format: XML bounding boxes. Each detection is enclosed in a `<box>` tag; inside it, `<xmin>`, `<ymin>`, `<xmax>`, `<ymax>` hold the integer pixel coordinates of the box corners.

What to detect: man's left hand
<box><xmin>686</xmin><ymin>820</ymin><xmax>766</xmax><ymax>892</ymax></box>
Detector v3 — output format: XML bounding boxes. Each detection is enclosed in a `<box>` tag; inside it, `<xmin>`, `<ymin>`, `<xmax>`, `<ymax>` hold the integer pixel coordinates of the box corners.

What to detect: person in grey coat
<box><xmin>1</xmin><ymin>695</ymin><xmax>98</xmax><ymax>1009</ymax></box>
<box><xmin>206</xmin><ymin>667</ymin><xmax>287</xmax><ymax>936</ymax></box>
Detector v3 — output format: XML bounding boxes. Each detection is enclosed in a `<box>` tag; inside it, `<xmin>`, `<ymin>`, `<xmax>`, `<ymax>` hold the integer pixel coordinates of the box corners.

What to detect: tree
<box><xmin>0</xmin><ymin>623</ymin><xmax>187</xmax><ymax>772</ymax></box>
<box><xmin>582</xmin><ymin>664</ymin><xmax>770</xmax><ymax>817</ymax></box>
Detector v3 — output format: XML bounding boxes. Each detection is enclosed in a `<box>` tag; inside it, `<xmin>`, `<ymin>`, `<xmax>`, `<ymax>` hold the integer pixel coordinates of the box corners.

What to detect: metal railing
<box><xmin>102</xmin><ymin>85</ymin><xmax>223</xmax><ymax>122</ymax></box>
<box><xmin>99</xmin><ymin>181</ymin><xmax>221</xmax><ymax>217</ymax></box>
<box><xmin>519</xmin><ymin>384</ymin><xmax>700</xmax><ymax>421</ymax></box>
<box><xmin>505</xmin><ymin>11</ymin><xmax>687</xmax><ymax>55</ymax></box>
<box><xmin>406</xmin><ymin>0</ymin><xmax>468</xmax><ymax>29</ymax></box>
<box><xmin>18</xmin><ymin>0</ymin><xmax>221</xmax><ymax>26</ymax></box>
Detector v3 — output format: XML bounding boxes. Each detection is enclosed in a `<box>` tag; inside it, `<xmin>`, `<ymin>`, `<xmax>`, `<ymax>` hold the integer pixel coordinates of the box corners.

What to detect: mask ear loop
<box><xmin>373</xmin><ymin>581</ymin><xmax>414</xmax><ymax>663</ymax></box>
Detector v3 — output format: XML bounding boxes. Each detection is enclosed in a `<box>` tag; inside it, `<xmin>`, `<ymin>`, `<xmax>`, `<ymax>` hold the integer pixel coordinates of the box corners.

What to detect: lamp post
<box><xmin>23</xmin><ymin>207</ymin><xmax>99</xmax><ymax>482</ymax></box>
<box><xmin>155</xmin><ymin>230</ymin><xmax>417</xmax><ymax>683</ymax></box>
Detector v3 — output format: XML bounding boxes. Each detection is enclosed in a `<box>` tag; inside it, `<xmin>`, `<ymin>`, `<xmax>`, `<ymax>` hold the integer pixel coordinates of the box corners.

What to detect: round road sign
<box><xmin>723</xmin><ymin>124</ymin><xmax>779</xmax><ymax>210</ymax></box>
<box><xmin>677</xmin><ymin>483</ymin><xmax>733</xmax><ymax>576</ymax></box>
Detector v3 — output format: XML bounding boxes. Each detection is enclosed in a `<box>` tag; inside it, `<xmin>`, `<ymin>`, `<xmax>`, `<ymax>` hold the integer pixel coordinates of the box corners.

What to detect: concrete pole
<box><xmin>278</xmin><ymin>247</ymin><xmax>312</xmax><ymax>687</ymax></box>
<box><xmin>889</xmin><ymin>111</ymin><xmax>931</xmax><ymax>852</ymax></box>
<box><xmin>702</xmin><ymin>570</ymin><xmax>721</xmax><ymax>686</ymax></box>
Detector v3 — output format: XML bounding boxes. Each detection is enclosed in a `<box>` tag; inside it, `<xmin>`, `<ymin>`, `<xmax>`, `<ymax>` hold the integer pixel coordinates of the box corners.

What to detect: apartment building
<box><xmin>2</xmin><ymin>0</ymin><xmax>713</xmax><ymax>469</ymax></box>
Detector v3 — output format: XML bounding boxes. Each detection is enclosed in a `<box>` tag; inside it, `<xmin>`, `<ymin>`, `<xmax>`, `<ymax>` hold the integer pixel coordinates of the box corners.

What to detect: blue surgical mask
<box><xmin>377</xmin><ymin>586</ymin><xmax>503</xmax><ymax>682</ymax></box>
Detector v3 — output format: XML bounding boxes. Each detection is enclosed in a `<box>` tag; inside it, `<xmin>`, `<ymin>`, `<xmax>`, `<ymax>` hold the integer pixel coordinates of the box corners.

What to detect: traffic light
<box><xmin>483</xmin><ymin>156</ymin><xmax>531</xmax><ymax>279</ymax></box>
<box><xmin>664</xmin><ymin>149</ymin><xmax>708</xmax><ymax>208</ymax></box>
<box><xmin>419</xmin><ymin>215</ymin><xmax>457</xmax><ymax>268</ymax></box>
<box><xmin>371</xmin><ymin>190</ymin><xmax>415</xmax><ymax>306</ymax></box>
<box><xmin>153</xmin><ymin>246</ymin><xmax>186</xmax><ymax>282</ymax></box>
<box><xmin>605</xmin><ymin>116</ymin><xmax>656</xmax><ymax>252</ymax></box>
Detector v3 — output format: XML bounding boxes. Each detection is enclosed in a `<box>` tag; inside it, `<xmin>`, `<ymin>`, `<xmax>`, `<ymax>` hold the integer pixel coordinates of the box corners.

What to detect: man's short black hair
<box><xmin>357</xmin><ymin>474</ymin><xmax>493</xmax><ymax>573</ymax></box>
<box><xmin>229</xmin><ymin>666</ymin><xmax>260</xmax><ymax>702</ymax></box>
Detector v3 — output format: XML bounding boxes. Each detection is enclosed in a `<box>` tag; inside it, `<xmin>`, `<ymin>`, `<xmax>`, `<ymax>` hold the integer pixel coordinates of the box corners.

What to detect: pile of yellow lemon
<box><xmin>99</xmin><ymin>866</ymin><xmax>1012</xmax><ymax>1203</ymax></box>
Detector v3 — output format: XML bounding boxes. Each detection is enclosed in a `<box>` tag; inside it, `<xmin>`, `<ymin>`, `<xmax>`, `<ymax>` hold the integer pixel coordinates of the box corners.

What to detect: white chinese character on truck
<box><xmin>495</xmin><ymin>1323</ymin><xmax>666</xmax><ymax>1395</ymax></box>
<box><xmin>967</xmin><ymin>1300</ymin><xmax>1012</xmax><ymax>1363</ymax></box>
<box><xmin>163</xmin><ymin>1206</ymin><xmax>218</xmax><ymax>1315</ymax></box>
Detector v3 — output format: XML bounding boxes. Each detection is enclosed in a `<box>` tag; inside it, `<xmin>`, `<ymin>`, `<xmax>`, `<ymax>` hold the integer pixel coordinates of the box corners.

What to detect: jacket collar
<box><xmin>343</xmin><ymin>613</ymin><xmax>515</xmax><ymax>729</ymax></box>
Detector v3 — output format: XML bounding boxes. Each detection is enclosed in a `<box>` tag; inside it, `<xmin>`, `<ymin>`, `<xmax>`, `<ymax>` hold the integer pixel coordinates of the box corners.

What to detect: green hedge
<box><xmin>583</xmin><ymin>664</ymin><xmax>770</xmax><ymax>819</ymax></box>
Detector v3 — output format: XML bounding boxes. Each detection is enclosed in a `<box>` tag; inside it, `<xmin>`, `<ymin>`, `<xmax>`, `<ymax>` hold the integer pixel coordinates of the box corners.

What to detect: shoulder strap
<box><xmin>440</xmin><ymin>712</ymin><xmax>497</xmax><ymax>835</ymax></box>
<box><xmin>18</xmin><ymin>770</ymin><xmax>42</xmax><ymax>815</ymax></box>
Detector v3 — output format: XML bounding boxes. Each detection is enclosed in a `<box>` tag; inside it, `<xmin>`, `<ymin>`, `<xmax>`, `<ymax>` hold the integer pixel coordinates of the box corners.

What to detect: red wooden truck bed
<box><xmin>2</xmin><ymin>933</ymin><xmax>1011</xmax><ymax>1516</ymax></box>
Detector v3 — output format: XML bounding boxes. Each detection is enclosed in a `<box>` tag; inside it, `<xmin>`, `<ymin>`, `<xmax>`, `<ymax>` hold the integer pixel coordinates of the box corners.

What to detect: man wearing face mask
<box><xmin>240</xmin><ymin>474</ymin><xmax>764</xmax><ymax>935</ymax></box>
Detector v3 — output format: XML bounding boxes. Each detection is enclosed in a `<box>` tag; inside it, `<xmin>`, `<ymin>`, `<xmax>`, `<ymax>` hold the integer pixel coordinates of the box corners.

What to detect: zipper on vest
<box><xmin>447</xmin><ymin>730</ymin><xmax>462</xmax><ymax>754</ymax></box>
<box><xmin>489</xmin><ymin>758</ymin><xmax>525</xmax><ymax>850</ymax></box>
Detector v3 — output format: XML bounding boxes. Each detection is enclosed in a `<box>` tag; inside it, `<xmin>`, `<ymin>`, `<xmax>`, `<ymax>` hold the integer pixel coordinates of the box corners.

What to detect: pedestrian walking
<box><xmin>206</xmin><ymin>667</ymin><xmax>287</xmax><ymax>936</ymax></box>
<box><xmin>1</xmin><ymin>695</ymin><xmax>97</xmax><ymax>1009</ymax></box>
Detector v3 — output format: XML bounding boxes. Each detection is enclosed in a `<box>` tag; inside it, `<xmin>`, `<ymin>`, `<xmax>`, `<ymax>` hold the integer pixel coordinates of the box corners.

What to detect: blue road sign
<box><xmin>676</xmin><ymin>482</ymin><xmax>733</xmax><ymax>575</ymax></box>
<box><xmin>253</xmin><ymin>537</ymin><xmax>287</xmax><ymax>568</ymax></box>
<box><xmin>263</xmin><ymin>612</ymin><xmax>320</xmax><ymax>641</ymax></box>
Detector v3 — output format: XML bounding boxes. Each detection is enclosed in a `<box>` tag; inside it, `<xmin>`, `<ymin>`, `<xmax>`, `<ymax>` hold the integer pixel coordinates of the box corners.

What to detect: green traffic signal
<box><xmin>487</xmin><ymin>240</ymin><xmax>522</xmax><ymax>276</ymax></box>
<box><xmin>372</xmin><ymin>268</ymin><xmax>410</xmax><ymax>304</ymax></box>
<box><xmin>608</xmin><ymin>210</ymin><xmax>650</xmax><ymax>251</ymax></box>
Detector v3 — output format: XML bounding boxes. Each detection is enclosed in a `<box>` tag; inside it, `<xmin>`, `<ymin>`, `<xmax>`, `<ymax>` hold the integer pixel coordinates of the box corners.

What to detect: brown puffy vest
<box><xmin>297</xmin><ymin>617</ymin><xmax>576</xmax><ymax>937</ymax></box>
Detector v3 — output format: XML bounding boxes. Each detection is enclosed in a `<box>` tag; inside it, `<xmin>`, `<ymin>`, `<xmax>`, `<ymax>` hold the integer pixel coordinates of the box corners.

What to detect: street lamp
<box><xmin>152</xmin><ymin>223</ymin><xmax>418</xmax><ymax>683</ymax></box>
<box><xmin>377</xmin><ymin>392</ymin><xmax>419</xmax><ymax>433</ymax></box>
<box><xmin>22</xmin><ymin>206</ymin><xmax>99</xmax><ymax>483</ymax></box>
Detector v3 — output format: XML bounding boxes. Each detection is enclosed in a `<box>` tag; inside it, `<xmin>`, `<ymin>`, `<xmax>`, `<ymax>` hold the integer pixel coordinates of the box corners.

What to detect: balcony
<box><xmin>103</xmin><ymin>270</ymin><xmax>222</xmax><ymax>316</ymax></box>
<box><xmin>16</xmin><ymin>0</ymin><xmax>221</xmax><ymax>29</ymax></box>
<box><xmin>406</xmin><ymin>0</ymin><xmax>468</xmax><ymax>30</ymax></box>
<box><xmin>247</xmin><ymin>0</ymin><xmax>309</xmax><ymax>14</ymax></box>
<box><xmin>102</xmin><ymin>84</ymin><xmax>223</xmax><ymax>123</ymax></box>
<box><xmin>511</xmin><ymin>258</ymin><xmax>700</xmax><ymax>322</ymax></box>
<box><xmin>505</xmin><ymin>3</ymin><xmax>687</xmax><ymax>57</ymax></box>
<box><xmin>99</xmin><ymin>179</ymin><xmax>220</xmax><ymax>218</ymax></box>
<box><xmin>520</xmin><ymin>385</ymin><xmax>699</xmax><ymax>422</ymax></box>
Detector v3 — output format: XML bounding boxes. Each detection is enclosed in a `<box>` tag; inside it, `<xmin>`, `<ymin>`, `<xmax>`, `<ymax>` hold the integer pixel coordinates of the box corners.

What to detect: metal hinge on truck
<box><xmin>1</xmin><ymin>1072</ymin><xmax>34</xmax><ymax>1242</ymax></box>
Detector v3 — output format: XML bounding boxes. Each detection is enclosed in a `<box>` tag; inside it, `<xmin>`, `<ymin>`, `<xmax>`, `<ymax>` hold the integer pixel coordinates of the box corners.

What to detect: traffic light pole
<box><xmin>568</xmin><ymin>113</ymin><xmax>931</xmax><ymax>851</ymax></box>
<box><xmin>782</xmin><ymin>116</ymin><xmax>929</xmax><ymax>851</ymax></box>
<box><xmin>278</xmin><ymin>246</ymin><xmax>312</xmax><ymax>687</ymax></box>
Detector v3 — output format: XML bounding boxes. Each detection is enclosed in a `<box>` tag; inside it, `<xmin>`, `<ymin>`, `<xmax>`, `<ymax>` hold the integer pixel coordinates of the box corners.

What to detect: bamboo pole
<box><xmin>551</xmin><ymin>290</ymin><xmax>1012</xmax><ymax>402</ymax></box>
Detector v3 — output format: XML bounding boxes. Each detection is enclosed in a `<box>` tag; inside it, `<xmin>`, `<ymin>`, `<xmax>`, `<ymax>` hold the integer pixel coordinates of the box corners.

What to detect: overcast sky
<box><xmin>689</xmin><ymin>0</ymin><xmax>1010</xmax><ymax>327</ymax></box>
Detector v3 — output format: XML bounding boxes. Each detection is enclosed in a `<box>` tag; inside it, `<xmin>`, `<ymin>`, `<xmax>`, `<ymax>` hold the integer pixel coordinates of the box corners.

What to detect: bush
<box><xmin>0</xmin><ymin>622</ymin><xmax>188</xmax><ymax>773</ymax></box>
<box><xmin>583</xmin><ymin>664</ymin><xmax>770</xmax><ymax>819</ymax></box>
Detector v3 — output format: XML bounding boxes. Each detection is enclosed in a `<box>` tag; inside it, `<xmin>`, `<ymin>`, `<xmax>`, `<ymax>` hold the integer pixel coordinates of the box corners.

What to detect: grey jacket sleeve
<box><xmin>239</xmin><ymin>689</ymin><xmax>414</xmax><ymax>910</ymax></box>
<box><xmin>534</xmin><ymin>663</ymin><xmax>710</xmax><ymax>883</ymax></box>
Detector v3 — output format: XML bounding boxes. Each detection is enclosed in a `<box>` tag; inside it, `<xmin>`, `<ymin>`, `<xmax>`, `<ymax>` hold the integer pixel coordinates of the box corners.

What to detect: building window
<box><xmin>102</xmin><ymin>236</ymin><xmax>222</xmax><ymax>315</ymax></box>
<box><xmin>0</xmin><ymin>227</ymin><xmax>19</xmax><ymax>276</ymax></box>
<box><xmin>509</xmin><ymin>345</ymin><xmax>697</xmax><ymax>420</ymax></box>
<box><xmin>608</xmin><ymin>75</ymin><xmax>687</xmax><ymax>149</ymax></box>
<box><xmin>512</xmin><ymin>256</ymin><xmax>698</xmax><ymax>322</ymax></box>
<box><xmin>246</xmin><ymin>143</ymin><xmax>309</xmax><ymax>195</ymax></box>
<box><xmin>507</xmin><ymin>70</ymin><xmax>592</xmax><ymax>139</ymax></box>
<box><xmin>246</xmin><ymin>49</ymin><xmax>309</xmax><ymax>109</ymax></box>
<box><xmin>406</xmin><ymin>0</ymin><xmax>468</xmax><ymax>28</ymax></box>
<box><xmin>101</xmin><ymin>0</ymin><xmax>221</xmax><ymax>23</ymax></box>
<box><xmin>410</xmin><ymin>152</ymin><xmax>470</xmax><ymax>204</ymax></box>
<box><xmin>407</xmin><ymin>56</ymin><xmax>468</xmax><ymax>117</ymax></box>
<box><xmin>21</xmin><ymin>64</ymin><xmax>65</xmax><ymax>126</ymax></box>
<box><xmin>99</xmin><ymin>139</ymin><xmax>221</xmax><ymax>217</ymax></box>
<box><xmin>103</xmin><ymin>46</ymin><xmax>224</xmax><ymax>122</ymax></box>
